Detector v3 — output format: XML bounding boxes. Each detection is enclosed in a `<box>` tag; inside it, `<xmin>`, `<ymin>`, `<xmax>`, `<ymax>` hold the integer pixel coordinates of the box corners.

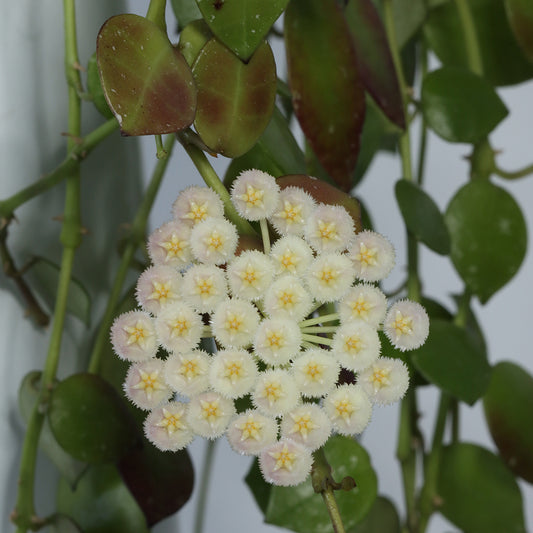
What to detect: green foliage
<box><xmin>87</xmin><ymin>53</ymin><xmax>114</xmax><ymax>119</ymax></box>
<box><xmin>349</xmin><ymin>496</ymin><xmax>401</xmax><ymax>533</ymax></box>
<box><xmin>505</xmin><ymin>0</ymin><xmax>533</xmax><ymax>62</ymax></box>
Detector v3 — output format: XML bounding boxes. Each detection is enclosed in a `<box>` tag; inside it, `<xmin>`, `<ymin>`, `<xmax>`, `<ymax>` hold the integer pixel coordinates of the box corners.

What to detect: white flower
<box><xmin>263</xmin><ymin>275</ymin><xmax>313</xmax><ymax>322</ymax></box>
<box><xmin>211</xmin><ymin>298</ymin><xmax>260</xmax><ymax>348</ymax></box>
<box><xmin>270</xmin><ymin>235</ymin><xmax>314</xmax><ymax>278</ymax></box>
<box><xmin>182</xmin><ymin>264</ymin><xmax>227</xmax><ymax>313</ymax></box>
<box><xmin>147</xmin><ymin>220</ymin><xmax>192</xmax><ymax>268</ymax></box>
<box><xmin>253</xmin><ymin>369</ymin><xmax>300</xmax><ymax>416</ymax></box>
<box><xmin>359</xmin><ymin>357</ymin><xmax>410</xmax><ymax>405</ymax></box>
<box><xmin>164</xmin><ymin>350</ymin><xmax>211</xmax><ymax>396</ymax></box>
<box><xmin>124</xmin><ymin>359</ymin><xmax>173</xmax><ymax>410</ymax></box>
<box><xmin>135</xmin><ymin>265</ymin><xmax>182</xmax><ymax>315</ymax></box>
<box><xmin>304</xmin><ymin>204</ymin><xmax>355</xmax><ymax>253</ymax></box>
<box><xmin>259</xmin><ymin>439</ymin><xmax>313</xmax><ymax>486</ymax></box>
<box><xmin>292</xmin><ymin>348</ymin><xmax>340</xmax><ymax>397</ymax></box>
<box><xmin>383</xmin><ymin>300</ymin><xmax>429</xmax><ymax>351</ymax></box>
<box><xmin>143</xmin><ymin>401</ymin><xmax>194</xmax><ymax>451</ymax></box>
<box><xmin>227</xmin><ymin>250</ymin><xmax>274</xmax><ymax>301</ymax></box>
<box><xmin>110</xmin><ymin>310</ymin><xmax>158</xmax><ymax>362</ymax></box>
<box><xmin>324</xmin><ymin>384</ymin><xmax>372</xmax><ymax>435</ymax></box>
<box><xmin>281</xmin><ymin>404</ymin><xmax>332</xmax><ymax>451</ymax></box>
<box><xmin>332</xmin><ymin>321</ymin><xmax>380</xmax><ymax>372</ymax></box>
<box><xmin>155</xmin><ymin>302</ymin><xmax>203</xmax><ymax>353</ymax></box>
<box><xmin>190</xmin><ymin>217</ymin><xmax>238</xmax><ymax>265</ymax></box>
<box><xmin>187</xmin><ymin>391</ymin><xmax>236</xmax><ymax>438</ymax></box>
<box><xmin>230</xmin><ymin>169</ymin><xmax>280</xmax><ymax>221</ymax></box>
<box><xmin>253</xmin><ymin>317</ymin><xmax>302</xmax><ymax>366</ymax></box>
<box><xmin>339</xmin><ymin>284</ymin><xmax>387</xmax><ymax>328</ymax></box>
<box><xmin>209</xmin><ymin>349</ymin><xmax>258</xmax><ymax>399</ymax></box>
<box><xmin>172</xmin><ymin>185</ymin><xmax>224</xmax><ymax>226</ymax></box>
<box><xmin>306</xmin><ymin>253</ymin><xmax>354</xmax><ymax>303</ymax></box>
<box><xmin>348</xmin><ymin>230</ymin><xmax>395</xmax><ymax>282</ymax></box>
<box><xmin>270</xmin><ymin>186</ymin><xmax>315</xmax><ymax>236</ymax></box>
<box><xmin>226</xmin><ymin>410</ymin><xmax>278</xmax><ymax>455</ymax></box>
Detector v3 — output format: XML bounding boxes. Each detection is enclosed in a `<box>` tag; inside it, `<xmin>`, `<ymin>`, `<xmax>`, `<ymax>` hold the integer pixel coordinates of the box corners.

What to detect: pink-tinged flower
<box><xmin>359</xmin><ymin>357</ymin><xmax>410</xmax><ymax>405</ymax></box>
<box><xmin>253</xmin><ymin>317</ymin><xmax>302</xmax><ymax>366</ymax></box>
<box><xmin>230</xmin><ymin>169</ymin><xmax>280</xmax><ymax>221</ymax></box>
<box><xmin>292</xmin><ymin>348</ymin><xmax>340</xmax><ymax>398</ymax></box>
<box><xmin>190</xmin><ymin>217</ymin><xmax>238</xmax><ymax>265</ymax></box>
<box><xmin>332</xmin><ymin>321</ymin><xmax>380</xmax><ymax>372</ymax></box>
<box><xmin>135</xmin><ymin>265</ymin><xmax>182</xmax><ymax>316</ymax></box>
<box><xmin>348</xmin><ymin>230</ymin><xmax>395</xmax><ymax>282</ymax></box>
<box><xmin>259</xmin><ymin>438</ymin><xmax>313</xmax><ymax>486</ymax></box>
<box><xmin>306</xmin><ymin>253</ymin><xmax>354</xmax><ymax>303</ymax></box>
<box><xmin>280</xmin><ymin>404</ymin><xmax>332</xmax><ymax>451</ymax></box>
<box><xmin>304</xmin><ymin>204</ymin><xmax>355</xmax><ymax>253</ymax></box>
<box><xmin>143</xmin><ymin>401</ymin><xmax>194</xmax><ymax>451</ymax></box>
<box><xmin>339</xmin><ymin>284</ymin><xmax>387</xmax><ymax>328</ymax></box>
<box><xmin>124</xmin><ymin>359</ymin><xmax>173</xmax><ymax>410</ymax></box>
<box><xmin>227</xmin><ymin>250</ymin><xmax>274</xmax><ymax>301</ymax></box>
<box><xmin>211</xmin><ymin>298</ymin><xmax>260</xmax><ymax>348</ymax></box>
<box><xmin>253</xmin><ymin>369</ymin><xmax>300</xmax><ymax>417</ymax></box>
<box><xmin>164</xmin><ymin>350</ymin><xmax>211</xmax><ymax>397</ymax></box>
<box><xmin>263</xmin><ymin>275</ymin><xmax>312</xmax><ymax>322</ymax></box>
<box><xmin>383</xmin><ymin>300</ymin><xmax>429</xmax><ymax>351</ymax></box>
<box><xmin>182</xmin><ymin>264</ymin><xmax>227</xmax><ymax>313</ymax></box>
<box><xmin>324</xmin><ymin>384</ymin><xmax>372</xmax><ymax>435</ymax></box>
<box><xmin>270</xmin><ymin>235</ymin><xmax>313</xmax><ymax>278</ymax></box>
<box><xmin>186</xmin><ymin>391</ymin><xmax>236</xmax><ymax>439</ymax></box>
<box><xmin>172</xmin><ymin>185</ymin><xmax>224</xmax><ymax>227</ymax></box>
<box><xmin>209</xmin><ymin>349</ymin><xmax>258</xmax><ymax>399</ymax></box>
<box><xmin>110</xmin><ymin>310</ymin><xmax>158</xmax><ymax>362</ymax></box>
<box><xmin>226</xmin><ymin>410</ymin><xmax>278</xmax><ymax>455</ymax></box>
<box><xmin>155</xmin><ymin>302</ymin><xmax>203</xmax><ymax>354</ymax></box>
<box><xmin>147</xmin><ymin>220</ymin><xmax>192</xmax><ymax>268</ymax></box>
<box><xmin>270</xmin><ymin>186</ymin><xmax>316</xmax><ymax>236</ymax></box>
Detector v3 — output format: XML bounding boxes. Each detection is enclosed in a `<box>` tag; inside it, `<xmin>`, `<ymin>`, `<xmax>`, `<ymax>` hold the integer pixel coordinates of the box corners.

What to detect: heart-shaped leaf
<box><xmin>345</xmin><ymin>0</ymin><xmax>405</xmax><ymax>129</ymax></box>
<box><xmin>445</xmin><ymin>180</ymin><xmax>527</xmax><ymax>303</ymax></box>
<box><xmin>438</xmin><ymin>443</ymin><xmax>526</xmax><ymax>533</ymax></box>
<box><xmin>48</xmin><ymin>373</ymin><xmax>139</xmax><ymax>464</ymax></box>
<box><xmin>421</xmin><ymin>67</ymin><xmax>508</xmax><ymax>143</ymax></box>
<box><xmin>193</xmin><ymin>38</ymin><xmax>277</xmax><ymax>157</ymax></box>
<box><xmin>505</xmin><ymin>0</ymin><xmax>533</xmax><ymax>63</ymax></box>
<box><xmin>483</xmin><ymin>361</ymin><xmax>533</xmax><ymax>483</ymax></box>
<box><xmin>178</xmin><ymin>19</ymin><xmax>213</xmax><ymax>66</ymax></box>
<box><xmin>285</xmin><ymin>0</ymin><xmax>365</xmax><ymax>191</ymax></box>
<box><xmin>196</xmin><ymin>0</ymin><xmax>288</xmax><ymax>60</ymax></box>
<box><xmin>97</xmin><ymin>14</ymin><xmax>197</xmax><ymax>135</ymax></box>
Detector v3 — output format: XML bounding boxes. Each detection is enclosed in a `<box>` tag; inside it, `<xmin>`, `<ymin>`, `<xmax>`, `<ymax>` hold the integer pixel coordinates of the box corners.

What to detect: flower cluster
<box><xmin>110</xmin><ymin>170</ymin><xmax>429</xmax><ymax>487</ymax></box>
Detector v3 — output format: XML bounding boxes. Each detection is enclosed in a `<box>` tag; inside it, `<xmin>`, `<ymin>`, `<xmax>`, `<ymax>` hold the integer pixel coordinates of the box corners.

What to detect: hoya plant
<box><xmin>4</xmin><ymin>0</ymin><xmax>533</xmax><ymax>532</ymax></box>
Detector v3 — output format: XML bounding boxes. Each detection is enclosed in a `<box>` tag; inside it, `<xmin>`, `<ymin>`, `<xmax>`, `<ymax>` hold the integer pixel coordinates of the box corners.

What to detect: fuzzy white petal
<box><xmin>270</xmin><ymin>235</ymin><xmax>314</xmax><ymax>278</ymax></box>
<box><xmin>135</xmin><ymin>265</ymin><xmax>182</xmax><ymax>315</ymax></box>
<box><xmin>227</xmin><ymin>410</ymin><xmax>278</xmax><ymax>455</ymax></box>
<box><xmin>332</xmin><ymin>320</ymin><xmax>381</xmax><ymax>372</ymax></box>
<box><xmin>230</xmin><ymin>169</ymin><xmax>280</xmax><ymax>221</ymax></box>
<box><xmin>147</xmin><ymin>220</ymin><xmax>192</xmax><ymax>268</ymax></box>
<box><xmin>209</xmin><ymin>349</ymin><xmax>258</xmax><ymax>398</ymax></box>
<box><xmin>124</xmin><ymin>360</ymin><xmax>173</xmax><ymax>410</ymax></box>
<box><xmin>190</xmin><ymin>217</ymin><xmax>238</xmax><ymax>265</ymax></box>
<box><xmin>186</xmin><ymin>391</ymin><xmax>236</xmax><ymax>438</ymax></box>
<box><xmin>359</xmin><ymin>357</ymin><xmax>410</xmax><ymax>405</ymax></box>
<box><xmin>164</xmin><ymin>350</ymin><xmax>211</xmax><ymax>396</ymax></box>
<box><xmin>292</xmin><ymin>348</ymin><xmax>340</xmax><ymax>398</ymax></box>
<box><xmin>182</xmin><ymin>264</ymin><xmax>228</xmax><ymax>313</ymax></box>
<box><xmin>348</xmin><ymin>230</ymin><xmax>395</xmax><ymax>282</ymax></box>
<box><xmin>263</xmin><ymin>275</ymin><xmax>313</xmax><ymax>322</ymax></box>
<box><xmin>383</xmin><ymin>300</ymin><xmax>429</xmax><ymax>351</ymax></box>
<box><xmin>253</xmin><ymin>317</ymin><xmax>302</xmax><ymax>366</ymax></box>
<box><xmin>339</xmin><ymin>284</ymin><xmax>388</xmax><ymax>327</ymax></box>
<box><xmin>253</xmin><ymin>369</ymin><xmax>300</xmax><ymax>417</ymax></box>
<box><xmin>111</xmin><ymin>310</ymin><xmax>158</xmax><ymax>362</ymax></box>
<box><xmin>155</xmin><ymin>302</ymin><xmax>203</xmax><ymax>354</ymax></box>
<box><xmin>306</xmin><ymin>253</ymin><xmax>355</xmax><ymax>303</ymax></box>
<box><xmin>280</xmin><ymin>404</ymin><xmax>332</xmax><ymax>451</ymax></box>
<box><xmin>172</xmin><ymin>186</ymin><xmax>224</xmax><ymax>227</ymax></box>
<box><xmin>324</xmin><ymin>384</ymin><xmax>372</xmax><ymax>435</ymax></box>
<box><xmin>211</xmin><ymin>298</ymin><xmax>260</xmax><ymax>348</ymax></box>
<box><xmin>259</xmin><ymin>439</ymin><xmax>313</xmax><ymax>486</ymax></box>
<box><xmin>227</xmin><ymin>250</ymin><xmax>274</xmax><ymax>301</ymax></box>
<box><xmin>144</xmin><ymin>401</ymin><xmax>194</xmax><ymax>451</ymax></box>
<box><xmin>304</xmin><ymin>204</ymin><xmax>355</xmax><ymax>253</ymax></box>
<box><xmin>270</xmin><ymin>186</ymin><xmax>316</xmax><ymax>236</ymax></box>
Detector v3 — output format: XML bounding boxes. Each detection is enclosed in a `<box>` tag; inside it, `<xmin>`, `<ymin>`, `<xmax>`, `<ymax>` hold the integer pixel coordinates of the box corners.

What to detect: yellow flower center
<box><xmin>155</xmin><ymin>408</ymin><xmax>186</xmax><ymax>436</ymax></box>
<box><xmin>132</xmin><ymin>369</ymin><xmax>166</xmax><ymax>400</ymax></box>
<box><xmin>266</xmin><ymin>331</ymin><xmax>283</xmax><ymax>348</ymax></box>
<box><xmin>170</xmin><ymin>317</ymin><xmax>190</xmax><ymax>337</ymax></box>
<box><xmin>124</xmin><ymin>321</ymin><xmax>148</xmax><ymax>347</ymax></box>
<box><xmin>200</xmin><ymin>399</ymin><xmax>221</xmax><ymax>423</ymax></box>
<box><xmin>279</xmin><ymin>201</ymin><xmax>303</xmax><ymax>224</ymax></box>
<box><xmin>185</xmin><ymin>201</ymin><xmax>209</xmax><ymax>223</ymax></box>
<box><xmin>355</xmin><ymin>243</ymin><xmax>378</xmax><ymax>268</ymax></box>
<box><xmin>269</xmin><ymin>444</ymin><xmax>296</xmax><ymax>471</ymax></box>
<box><xmin>149</xmin><ymin>281</ymin><xmax>171</xmax><ymax>303</ymax></box>
<box><xmin>334</xmin><ymin>398</ymin><xmax>354</xmax><ymax>422</ymax></box>
<box><xmin>350</xmin><ymin>296</ymin><xmax>369</xmax><ymax>318</ymax></box>
<box><xmin>262</xmin><ymin>382</ymin><xmax>282</xmax><ymax>405</ymax></box>
<box><xmin>161</xmin><ymin>234</ymin><xmax>186</xmax><ymax>260</ymax></box>
<box><xmin>179</xmin><ymin>358</ymin><xmax>201</xmax><ymax>380</ymax></box>
<box><xmin>393</xmin><ymin>311</ymin><xmax>413</xmax><ymax>336</ymax></box>
<box><xmin>207</xmin><ymin>232</ymin><xmax>223</xmax><ymax>251</ymax></box>
<box><xmin>241</xmin><ymin>266</ymin><xmax>258</xmax><ymax>286</ymax></box>
<box><xmin>196</xmin><ymin>277</ymin><xmax>214</xmax><ymax>296</ymax></box>
<box><xmin>305</xmin><ymin>363</ymin><xmax>321</xmax><ymax>380</ymax></box>
<box><xmin>240</xmin><ymin>185</ymin><xmax>264</xmax><ymax>207</ymax></box>
<box><xmin>317</xmin><ymin>220</ymin><xmax>338</xmax><ymax>242</ymax></box>
<box><xmin>236</xmin><ymin>416</ymin><xmax>264</xmax><ymax>441</ymax></box>
<box><xmin>226</xmin><ymin>312</ymin><xmax>244</xmax><ymax>332</ymax></box>
<box><xmin>370</xmin><ymin>367</ymin><xmax>391</xmax><ymax>390</ymax></box>
<box><xmin>344</xmin><ymin>335</ymin><xmax>362</xmax><ymax>353</ymax></box>
<box><xmin>290</xmin><ymin>413</ymin><xmax>317</xmax><ymax>439</ymax></box>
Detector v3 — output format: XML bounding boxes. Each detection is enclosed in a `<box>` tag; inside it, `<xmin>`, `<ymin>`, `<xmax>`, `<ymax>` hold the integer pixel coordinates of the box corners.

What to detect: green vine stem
<box><xmin>146</xmin><ymin>0</ymin><xmax>167</xmax><ymax>32</ymax></box>
<box><xmin>88</xmin><ymin>134</ymin><xmax>176</xmax><ymax>374</ymax></box>
<box><xmin>494</xmin><ymin>162</ymin><xmax>533</xmax><ymax>180</ymax></box>
<box><xmin>454</xmin><ymin>0</ymin><xmax>483</xmax><ymax>76</ymax></box>
<box><xmin>194</xmin><ymin>439</ymin><xmax>217</xmax><ymax>533</ymax></box>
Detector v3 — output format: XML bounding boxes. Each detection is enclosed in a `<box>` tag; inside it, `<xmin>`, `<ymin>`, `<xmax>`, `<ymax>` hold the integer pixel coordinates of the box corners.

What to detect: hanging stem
<box><xmin>494</xmin><ymin>162</ymin><xmax>533</xmax><ymax>180</ymax></box>
<box><xmin>194</xmin><ymin>439</ymin><xmax>217</xmax><ymax>533</ymax></box>
<box><xmin>299</xmin><ymin>313</ymin><xmax>340</xmax><ymax>328</ymax></box>
<box><xmin>454</xmin><ymin>0</ymin><xmax>483</xmax><ymax>76</ymax></box>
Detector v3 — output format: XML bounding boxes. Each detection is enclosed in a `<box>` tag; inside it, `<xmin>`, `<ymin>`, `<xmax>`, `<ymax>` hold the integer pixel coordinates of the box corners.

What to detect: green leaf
<box><xmin>389</xmin><ymin>0</ymin><xmax>426</xmax><ymax>49</ymax></box>
<box><xmin>348</xmin><ymin>496</ymin><xmax>401</xmax><ymax>533</ymax></box>
<box><xmin>178</xmin><ymin>19</ymin><xmax>213</xmax><ymax>67</ymax></box>
<box><xmin>395</xmin><ymin>179</ymin><xmax>451</xmax><ymax>254</ymax></box>
<box><xmin>97</xmin><ymin>14</ymin><xmax>197</xmax><ymax>135</ymax></box>
<box><xmin>25</xmin><ymin>256</ymin><xmax>91</xmax><ymax>326</ymax></box>
<box><xmin>438</xmin><ymin>443</ymin><xmax>526</xmax><ymax>533</ymax></box>
<box><xmin>245</xmin><ymin>458</ymin><xmax>272</xmax><ymax>514</ymax></box>
<box><xmin>505</xmin><ymin>0</ymin><xmax>533</xmax><ymax>63</ymax></box>
<box><xmin>87</xmin><ymin>53</ymin><xmax>113</xmax><ymax>119</ymax></box>
<box><xmin>57</xmin><ymin>464</ymin><xmax>149</xmax><ymax>533</ymax></box>
<box><xmin>48</xmin><ymin>373</ymin><xmax>139</xmax><ymax>464</ymax></box>
<box><xmin>411</xmin><ymin>319</ymin><xmax>491</xmax><ymax>405</ymax></box>
<box><xmin>265</xmin><ymin>436</ymin><xmax>377</xmax><ymax>532</ymax></box>
<box><xmin>424</xmin><ymin>0</ymin><xmax>533</xmax><ymax>86</ymax></box>
<box><xmin>285</xmin><ymin>0</ymin><xmax>365</xmax><ymax>191</ymax></box>
<box><xmin>483</xmin><ymin>361</ymin><xmax>533</xmax><ymax>483</ymax></box>
<box><xmin>170</xmin><ymin>0</ymin><xmax>202</xmax><ymax>30</ymax></box>
<box><xmin>192</xmin><ymin>39</ymin><xmax>276</xmax><ymax>158</ymax></box>
<box><xmin>421</xmin><ymin>67</ymin><xmax>508</xmax><ymax>143</ymax></box>
<box><xmin>18</xmin><ymin>372</ymin><xmax>86</xmax><ymax>488</ymax></box>
<box><xmin>345</xmin><ymin>0</ymin><xmax>405</xmax><ymax>129</ymax></box>
<box><xmin>445</xmin><ymin>180</ymin><xmax>527</xmax><ymax>303</ymax></box>
<box><xmin>49</xmin><ymin>514</ymin><xmax>83</xmax><ymax>533</ymax></box>
<box><xmin>196</xmin><ymin>0</ymin><xmax>288</xmax><ymax>60</ymax></box>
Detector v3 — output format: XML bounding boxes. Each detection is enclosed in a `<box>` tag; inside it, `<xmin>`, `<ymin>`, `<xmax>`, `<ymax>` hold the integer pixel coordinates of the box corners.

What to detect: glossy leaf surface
<box><xmin>345</xmin><ymin>0</ymin><xmax>405</xmax><ymax>128</ymax></box>
<box><xmin>395</xmin><ymin>179</ymin><xmax>450</xmax><ymax>254</ymax></box>
<box><xmin>421</xmin><ymin>67</ymin><xmax>508</xmax><ymax>143</ymax></box>
<box><xmin>483</xmin><ymin>361</ymin><xmax>533</xmax><ymax>483</ymax></box>
<box><xmin>438</xmin><ymin>443</ymin><xmax>526</xmax><ymax>533</ymax></box>
<box><xmin>97</xmin><ymin>14</ymin><xmax>196</xmax><ymax>135</ymax></box>
<box><xmin>196</xmin><ymin>0</ymin><xmax>288</xmax><ymax>60</ymax></box>
<box><xmin>445</xmin><ymin>180</ymin><xmax>527</xmax><ymax>303</ymax></box>
<box><xmin>193</xmin><ymin>39</ymin><xmax>277</xmax><ymax>158</ymax></box>
<box><xmin>285</xmin><ymin>0</ymin><xmax>365</xmax><ymax>191</ymax></box>
<box><xmin>505</xmin><ymin>0</ymin><xmax>533</xmax><ymax>62</ymax></box>
<box><xmin>48</xmin><ymin>373</ymin><xmax>138</xmax><ymax>464</ymax></box>
<box><xmin>350</xmin><ymin>496</ymin><xmax>401</xmax><ymax>533</ymax></box>
<box><xmin>412</xmin><ymin>319</ymin><xmax>491</xmax><ymax>405</ymax></box>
